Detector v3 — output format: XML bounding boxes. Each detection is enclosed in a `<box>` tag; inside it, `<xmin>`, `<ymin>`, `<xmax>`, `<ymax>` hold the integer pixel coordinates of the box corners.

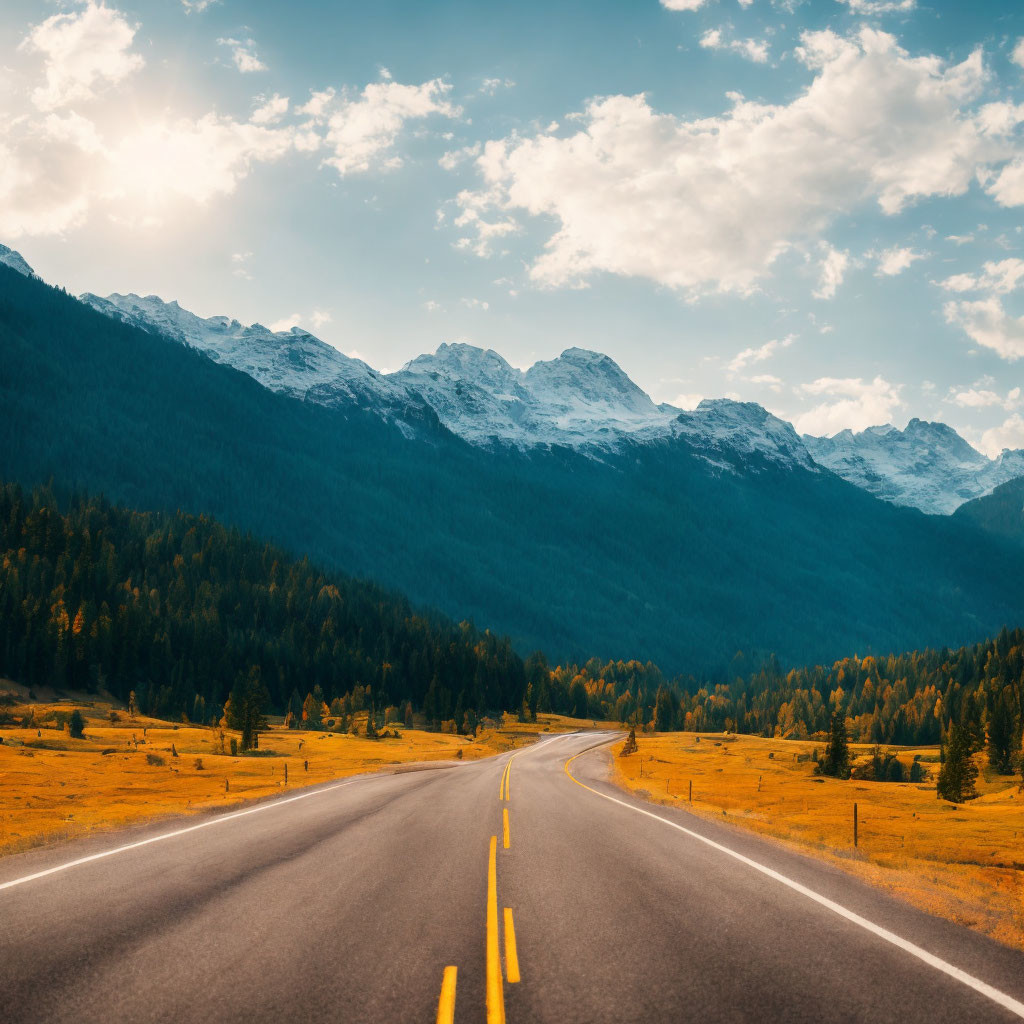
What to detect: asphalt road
<box><xmin>3</xmin><ymin>731</ymin><xmax>1024</xmax><ymax>1023</ymax></box>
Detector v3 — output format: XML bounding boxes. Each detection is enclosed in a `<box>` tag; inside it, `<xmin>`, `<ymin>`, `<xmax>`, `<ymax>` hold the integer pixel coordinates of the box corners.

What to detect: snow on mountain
<box><xmin>0</xmin><ymin>245</ymin><xmax>34</xmax><ymax>278</ymax></box>
<box><xmin>804</xmin><ymin>419</ymin><xmax>1024</xmax><ymax>515</ymax></box>
<box><xmin>79</xmin><ymin>292</ymin><xmax>422</xmax><ymax>415</ymax></box>
<box><xmin>668</xmin><ymin>399</ymin><xmax>820</xmax><ymax>473</ymax></box>
<box><xmin>391</xmin><ymin>342</ymin><xmax>679</xmax><ymax>447</ymax></box>
<box><xmin>78</xmin><ymin>288</ymin><xmax>1024</xmax><ymax>505</ymax></box>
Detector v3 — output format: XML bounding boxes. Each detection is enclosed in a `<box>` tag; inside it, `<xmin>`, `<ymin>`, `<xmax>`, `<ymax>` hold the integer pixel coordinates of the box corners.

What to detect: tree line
<box><xmin>0</xmin><ymin>482</ymin><xmax>525</xmax><ymax>725</ymax></box>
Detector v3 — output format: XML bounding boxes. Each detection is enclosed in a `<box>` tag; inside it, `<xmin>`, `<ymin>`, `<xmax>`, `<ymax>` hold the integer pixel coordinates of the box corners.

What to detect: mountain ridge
<box><xmin>7</xmin><ymin>243</ymin><xmax>1023</xmax><ymax>514</ymax></box>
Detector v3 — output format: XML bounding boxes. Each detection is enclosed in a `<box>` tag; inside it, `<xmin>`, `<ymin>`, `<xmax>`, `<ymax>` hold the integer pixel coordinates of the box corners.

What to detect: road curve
<box><xmin>2</xmin><ymin>731</ymin><xmax>1024</xmax><ymax>1023</ymax></box>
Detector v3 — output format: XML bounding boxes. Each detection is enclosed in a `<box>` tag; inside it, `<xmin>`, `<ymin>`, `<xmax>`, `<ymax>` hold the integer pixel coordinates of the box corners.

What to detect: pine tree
<box><xmin>821</xmin><ymin>709</ymin><xmax>850</xmax><ymax>778</ymax></box>
<box><xmin>226</xmin><ymin>666</ymin><xmax>269</xmax><ymax>752</ymax></box>
<box><xmin>936</xmin><ymin>723</ymin><xmax>979</xmax><ymax>802</ymax></box>
<box><xmin>986</xmin><ymin>688</ymin><xmax>1015</xmax><ymax>775</ymax></box>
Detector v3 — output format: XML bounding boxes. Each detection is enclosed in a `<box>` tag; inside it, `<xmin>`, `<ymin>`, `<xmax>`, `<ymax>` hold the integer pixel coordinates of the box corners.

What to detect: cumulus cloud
<box><xmin>456</xmin><ymin>28</ymin><xmax>1012</xmax><ymax>296</ymax></box>
<box><xmin>726</xmin><ymin>335</ymin><xmax>794</xmax><ymax>374</ymax></box>
<box><xmin>875</xmin><ymin>246</ymin><xmax>924</xmax><ymax>276</ymax></box>
<box><xmin>1012</xmin><ymin>38</ymin><xmax>1024</xmax><ymax>70</ymax></box>
<box><xmin>251</xmin><ymin>94</ymin><xmax>289</xmax><ymax>125</ymax></box>
<box><xmin>1</xmin><ymin>21</ymin><xmax>460</xmax><ymax>239</ymax></box>
<box><xmin>672</xmin><ymin>393</ymin><xmax>705</xmax><ymax>409</ymax></box>
<box><xmin>940</xmin><ymin>259</ymin><xmax>1024</xmax><ymax>360</ymax></box>
<box><xmin>943</xmin><ymin>297</ymin><xmax>1024</xmax><ymax>361</ymax></box>
<box><xmin>218</xmin><ymin>38</ymin><xmax>267</xmax><ymax>74</ymax></box>
<box><xmin>181</xmin><ymin>0</ymin><xmax>218</xmax><ymax>11</ymax></box>
<box><xmin>19</xmin><ymin>1</ymin><xmax>144</xmax><ymax>110</ymax></box>
<box><xmin>979</xmin><ymin>414</ymin><xmax>1024</xmax><ymax>456</ymax></box>
<box><xmin>318</xmin><ymin>77</ymin><xmax>461</xmax><ymax>175</ymax></box>
<box><xmin>699</xmin><ymin>29</ymin><xmax>770</xmax><ymax>64</ymax></box>
<box><xmin>661</xmin><ymin>0</ymin><xmax>707</xmax><ymax>10</ymax></box>
<box><xmin>793</xmin><ymin>376</ymin><xmax>903</xmax><ymax>435</ymax></box>
<box><xmin>949</xmin><ymin>385</ymin><xmax>1020</xmax><ymax>410</ymax></box>
<box><xmin>814</xmin><ymin>245</ymin><xmax>849</xmax><ymax>298</ymax></box>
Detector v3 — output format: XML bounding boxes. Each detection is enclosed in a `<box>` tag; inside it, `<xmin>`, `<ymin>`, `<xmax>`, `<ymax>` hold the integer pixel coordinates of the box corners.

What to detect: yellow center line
<box><xmin>503</xmin><ymin>908</ymin><xmax>521</xmax><ymax>984</ymax></box>
<box><xmin>486</xmin><ymin>835</ymin><xmax>505</xmax><ymax>1024</ymax></box>
<box><xmin>499</xmin><ymin>758</ymin><xmax>511</xmax><ymax>801</ymax></box>
<box><xmin>436</xmin><ymin>966</ymin><xmax>457</xmax><ymax>1024</ymax></box>
<box><xmin>502</xmin><ymin>807</ymin><xmax>510</xmax><ymax>849</ymax></box>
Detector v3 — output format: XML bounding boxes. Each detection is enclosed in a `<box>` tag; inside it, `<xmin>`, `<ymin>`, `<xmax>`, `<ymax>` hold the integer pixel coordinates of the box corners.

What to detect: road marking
<box><xmin>486</xmin><ymin>835</ymin><xmax>506</xmax><ymax>1024</ymax></box>
<box><xmin>0</xmin><ymin>777</ymin><xmax>371</xmax><ymax>893</ymax></box>
<box><xmin>564</xmin><ymin>749</ymin><xmax>1024</xmax><ymax>1021</ymax></box>
<box><xmin>499</xmin><ymin>760</ymin><xmax>510</xmax><ymax>802</ymax></box>
<box><xmin>436</xmin><ymin>966</ymin><xmax>457</xmax><ymax>1024</ymax></box>
<box><xmin>505</xmin><ymin>757</ymin><xmax>511</xmax><ymax>802</ymax></box>
<box><xmin>502</xmin><ymin>807</ymin><xmax>511</xmax><ymax>849</ymax></box>
<box><xmin>503</xmin><ymin>908</ymin><xmax>521</xmax><ymax>983</ymax></box>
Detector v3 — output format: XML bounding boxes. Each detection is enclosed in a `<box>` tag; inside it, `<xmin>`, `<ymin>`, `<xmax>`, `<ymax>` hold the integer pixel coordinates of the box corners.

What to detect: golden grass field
<box><xmin>612</xmin><ymin>732</ymin><xmax>1024</xmax><ymax>951</ymax></box>
<box><xmin>0</xmin><ymin>689</ymin><xmax>593</xmax><ymax>857</ymax></box>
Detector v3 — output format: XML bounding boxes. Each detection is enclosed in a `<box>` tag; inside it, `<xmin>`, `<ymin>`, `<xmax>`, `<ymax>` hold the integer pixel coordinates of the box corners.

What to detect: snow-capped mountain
<box><xmin>804</xmin><ymin>420</ymin><xmax>1024</xmax><ymax>515</ymax></box>
<box><xmin>0</xmin><ymin>244</ymin><xmax>34</xmax><ymax>278</ymax></box>
<box><xmin>71</xmin><ymin>279</ymin><xmax>1023</xmax><ymax>510</ymax></box>
<box><xmin>78</xmin><ymin>292</ymin><xmax>425</xmax><ymax>419</ymax></box>
<box><xmin>669</xmin><ymin>399</ymin><xmax>820</xmax><ymax>473</ymax></box>
<box><xmin>392</xmin><ymin>342</ymin><xmax>678</xmax><ymax>447</ymax></box>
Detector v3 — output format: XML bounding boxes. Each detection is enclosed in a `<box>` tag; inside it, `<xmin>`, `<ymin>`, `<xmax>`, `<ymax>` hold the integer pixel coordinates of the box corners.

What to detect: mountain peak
<box><xmin>0</xmin><ymin>244</ymin><xmax>35</xmax><ymax>278</ymax></box>
<box><xmin>803</xmin><ymin>417</ymin><xmax>1020</xmax><ymax>514</ymax></box>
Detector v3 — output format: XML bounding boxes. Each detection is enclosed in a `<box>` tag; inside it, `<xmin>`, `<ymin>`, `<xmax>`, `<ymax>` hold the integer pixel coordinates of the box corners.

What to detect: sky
<box><xmin>1</xmin><ymin>0</ymin><xmax>1023</xmax><ymax>452</ymax></box>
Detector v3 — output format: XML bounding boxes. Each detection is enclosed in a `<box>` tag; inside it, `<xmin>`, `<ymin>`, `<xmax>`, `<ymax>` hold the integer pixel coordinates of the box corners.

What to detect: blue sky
<box><xmin>2</xmin><ymin>0</ymin><xmax>1023</xmax><ymax>450</ymax></box>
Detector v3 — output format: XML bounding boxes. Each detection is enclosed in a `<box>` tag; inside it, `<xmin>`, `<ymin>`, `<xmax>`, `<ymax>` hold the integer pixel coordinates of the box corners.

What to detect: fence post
<box><xmin>689</xmin><ymin>779</ymin><xmax>692</xmax><ymax>803</ymax></box>
<box><xmin>854</xmin><ymin>802</ymin><xmax>858</xmax><ymax>848</ymax></box>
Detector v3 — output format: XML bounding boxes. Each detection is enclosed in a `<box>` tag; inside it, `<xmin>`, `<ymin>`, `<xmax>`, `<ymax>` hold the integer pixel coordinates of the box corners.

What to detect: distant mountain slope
<box><xmin>0</xmin><ymin>244</ymin><xmax>33</xmax><ymax>278</ymax></box>
<box><xmin>804</xmin><ymin>420</ymin><xmax>1024</xmax><ymax>515</ymax></box>
<box><xmin>954</xmin><ymin>477</ymin><xmax>1024</xmax><ymax>548</ymax></box>
<box><xmin>4</xmin><ymin>262</ymin><xmax>1024</xmax><ymax>673</ymax></box>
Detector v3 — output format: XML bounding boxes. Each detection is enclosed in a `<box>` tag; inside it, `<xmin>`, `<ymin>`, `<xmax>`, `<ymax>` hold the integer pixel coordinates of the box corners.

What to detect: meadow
<box><xmin>612</xmin><ymin>732</ymin><xmax>1024</xmax><ymax>950</ymax></box>
<box><xmin>0</xmin><ymin>684</ymin><xmax>588</xmax><ymax>856</ymax></box>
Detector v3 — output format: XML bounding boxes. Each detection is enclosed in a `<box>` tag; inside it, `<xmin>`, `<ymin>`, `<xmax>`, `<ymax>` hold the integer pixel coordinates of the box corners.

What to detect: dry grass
<box><xmin>612</xmin><ymin>732</ymin><xmax>1024</xmax><ymax>951</ymax></box>
<box><xmin>0</xmin><ymin>697</ymin><xmax>584</xmax><ymax>857</ymax></box>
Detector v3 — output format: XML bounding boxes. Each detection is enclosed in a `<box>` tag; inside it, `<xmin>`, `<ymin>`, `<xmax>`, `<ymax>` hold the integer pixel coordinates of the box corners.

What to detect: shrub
<box><xmin>146</xmin><ymin>752</ymin><xmax>165</xmax><ymax>766</ymax></box>
<box><xmin>68</xmin><ymin>710</ymin><xmax>86</xmax><ymax>739</ymax></box>
<box><xmin>229</xmin><ymin>738</ymin><xmax>238</xmax><ymax>756</ymax></box>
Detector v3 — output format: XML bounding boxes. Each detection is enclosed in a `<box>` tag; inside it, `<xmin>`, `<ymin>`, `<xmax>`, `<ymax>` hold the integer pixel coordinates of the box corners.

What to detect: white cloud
<box><xmin>950</xmin><ymin>388</ymin><xmax>1002</xmax><ymax>408</ymax></box>
<box><xmin>20</xmin><ymin>1</ymin><xmax>144</xmax><ymax>111</ymax></box>
<box><xmin>439</xmin><ymin>142</ymin><xmax>482</xmax><ymax>171</ymax></box>
<box><xmin>181</xmin><ymin>0</ymin><xmax>218</xmax><ymax>11</ymax></box>
<box><xmin>726</xmin><ymin>335</ymin><xmax>794</xmax><ymax>374</ymax></box>
<box><xmin>457</xmin><ymin>28</ymin><xmax>1006</xmax><ymax>296</ymax></box>
<box><xmin>320</xmin><ymin>77</ymin><xmax>461</xmax><ymax>175</ymax></box>
<box><xmin>943</xmin><ymin>297</ymin><xmax>1024</xmax><ymax>361</ymax></box>
<box><xmin>875</xmin><ymin>246</ymin><xmax>924</xmax><ymax>276</ymax></box>
<box><xmin>460</xmin><ymin>297</ymin><xmax>490</xmax><ymax>310</ymax></box>
<box><xmin>980</xmin><ymin>414</ymin><xmax>1024</xmax><ymax>456</ymax></box>
<box><xmin>1012</xmin><ymin>38</ymin><xmax>1024</xmax><ymax>70</ymax></box>
<box><xmin>252</xmin><ymin>94</ymin><xmax>289</xmax><ymax>125</ymax></box>
<box><xmin>814</xmin><ymin>245</ymin><xmax>849</xmax><ymax>299</ymax></box>
<box><xmin>939</xmin><ymin>259</ymin><xmax>1024</xmax><ymax>360</ymax></box>
<box><xmin>673</xmin><ymin>393</ymin><xmax>705</xmax><ymax>409</ymax></box>
<box><xmin>480</xmin><ymin>78</ymin><xmax>515</xmax><ymax>95</ymax></box>
<box><xmin>835</xmin><ymin>0</ymin><xmax>914</xmax><ymax>12</ymax></box>
<box><xmin>218</xmin><ymin>38</ymin><xmax>267</xmax><ymax>74</ymax></box>
<box><xmin>700</xmin><ymin>29</ymin><xmax>770</xmax><ymax>64</ymax></box>
<box><xmin>749</xmin><ymin>373</ymin><xmax>783</xmax><ymax>391</ymax></box>
<box><xmin>793</xmin><ymin>376</ymin><xmax>903</xmax><ymax>435</ymax></box>
<box><xmin>661</xmin><ymin>0</ymin><xmax>707</xmax><ymax>10</ymax></box>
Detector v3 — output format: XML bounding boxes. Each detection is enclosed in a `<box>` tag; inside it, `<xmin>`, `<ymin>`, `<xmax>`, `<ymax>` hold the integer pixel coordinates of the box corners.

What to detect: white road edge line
<box><xmin>568</xmin><ymin>757</ymin><xmax>1024</xmax><ymax>1021</ymax></box>
<box><xmin>0</xmin><ymin>776</ymin><xmax>369</xmax><ymax>892</ymax></box>
<box><xmin>0</xmin><ymin>729</ymin><xmax>579</xmax><ymax>894</ymax></box>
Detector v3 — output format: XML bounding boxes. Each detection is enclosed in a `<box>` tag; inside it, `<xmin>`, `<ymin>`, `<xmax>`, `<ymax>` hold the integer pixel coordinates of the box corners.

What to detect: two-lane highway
<box><xmin>2</xmin><ymin>732</ymin><xmax>1024</xmax><ymax>1023</ymax></box>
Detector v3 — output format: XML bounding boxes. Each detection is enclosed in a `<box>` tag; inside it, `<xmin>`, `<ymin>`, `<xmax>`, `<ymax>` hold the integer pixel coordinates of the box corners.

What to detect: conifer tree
<box><xmin>936</xmin><ymin>723</ymin><xmax>979</xmax><ymax>802</ymax></box>
<box><xmin>821</xmin><ymin>709</ymin><xmax>850</xmax><ymax>778</ymax></box>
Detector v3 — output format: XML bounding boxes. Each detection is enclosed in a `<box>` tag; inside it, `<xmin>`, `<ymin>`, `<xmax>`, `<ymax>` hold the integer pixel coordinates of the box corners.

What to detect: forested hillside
<box><xmin>954</xmin><ymin>477</ymin><xmax>1024</xmax><ymax>548</ymax></box>
<box><xmin>558</xmin><ymin>632</ymin><xmax>1024</xmax><ymax>773</ymax></box>
<box><xmin>3</xmin><ymin>263</ymin><xmax>1024</xmax><ymax>673</ymax></box>
<box><xmin>0</xmin><ymin>483</ymin><xmax>524</xmax><ymax>723</ymax></box>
